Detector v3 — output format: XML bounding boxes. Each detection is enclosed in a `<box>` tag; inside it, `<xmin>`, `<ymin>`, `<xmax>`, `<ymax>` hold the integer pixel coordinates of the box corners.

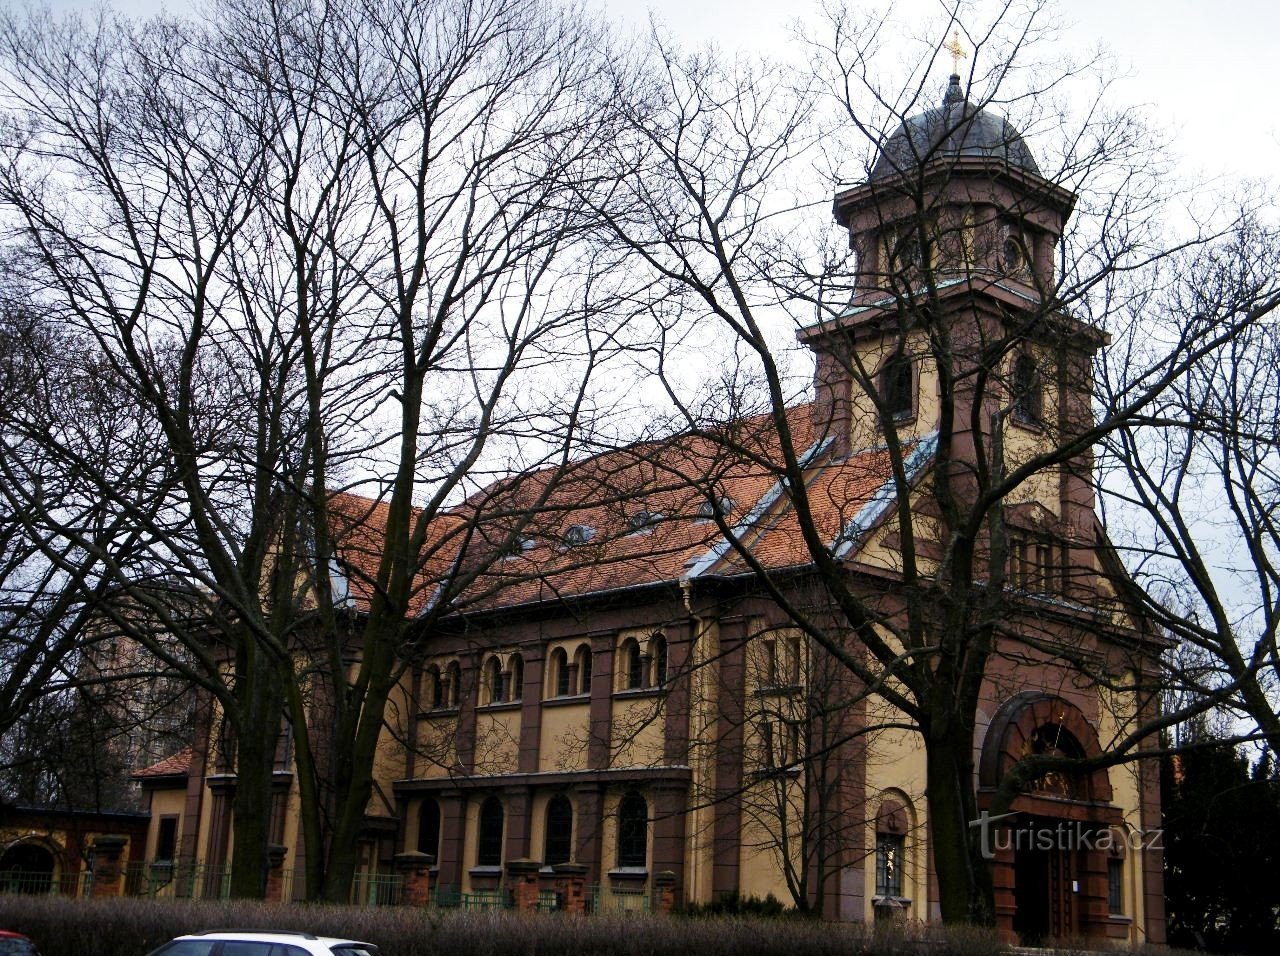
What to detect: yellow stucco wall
<box><xmin>1097</xmin><ymin>672</ymin><xmax>1151</xmax><ymax>945</ymax></box>
<box><xmin>145</xmin><ymin>788</ymin><xmax>187</xmax><ymax>857</ymax></box>
<box><xmin>413</xmin><ymin>715</ymin><xmax>460</xmax><ymax>777</ymax></box>
<box><xmin>846</xmin><ymin>332</ymin><xmax>940</xmax><ymax>457</ymax></box>
<box><xmin>539</xmin><ymin>701</ymin><xmax>591</xmax><ymax>772</ymax></box>
<box><xmin>610</xmin><ymin>696</ymin><xmax>665</xmax><ymax>768</ymax></box>
<box><xmin>685</xmin><ymin>616</ymin><xmax>719</xmax><ymax>905</ymax></box>
<box><xmin>473</xmin><ymin>708</ymin><xmax>521</xmax><ymax>775</ymax></box>
<box><xmin>861</xmin><ymin>704</ymin><xmax>930</xmax><ymax>921</ymax></box>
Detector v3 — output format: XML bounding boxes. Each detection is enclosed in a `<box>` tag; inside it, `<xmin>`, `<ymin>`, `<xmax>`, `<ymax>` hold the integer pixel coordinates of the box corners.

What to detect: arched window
<box><xmin>616</xmin><ymin>790</ymin><xmax>648</xmax><ymax>869</ymax></box>
<box><xmin>619</xmin><ymin>638</ymin><xmax>644</xmax><ymax>690</ymax></box>
<box><xmin>477</xmin><ymin>796</ymin><xmax>504</xmax><ymax>867</ymax></box>
<box><xmin>648</xmin><ymin>634</ymin><xmax>668</xmax><ymax>687</ymax></box>
<box><xmin>1028</xmin><ymin>725</ymin><xmax>1085</xmax><ymax>798</ymax></box>
<box><xmin>0</xmin><ymin>842</ymin><xmax>55</xmax><ymax>895</ymax></box>
<box><xmin>424</xmin><ymin>665</ymin><xmax>443</xmax><ymax>710</ymax></box>
<box><xmin>544</xmin><ymin>794</ymin><xmax>574</xmax><ymax>866</ymax></box>
<box><xmin>1003</xmin><ymin>235</ymin><xmax>1027</xmax><ymax>274</ymax></box>
<box><xmin>875</xmin><ymin>801</ymin><xmax>909</xmax><ymax>899</ymax></box>
<box><xmin>875</xmin><ymin>832</ymin><xmax>905</xmax><ymax>897</ymax></box>
<box><xmin>417</xmin><ymin>798</ymin><xmax>441</xmax><ymax>859</ymax></box>
<box><xmin>786</xmin><ymin>634</ymin><xmax>802</xmax><ymax>686</ymax></box>
<box><xmin>881</xmin><ymin>354</ymin><xmax>914</xmax><ymax>421</ymax></box>
<box><xmin>549</xmin><ymin>647</ymin><xmax>570</xmax><ymax>698</ymax></box>
<box><xmin>893</xmin><ymin>234</ymin><xmax>922</xmax><ymax>272</ymax></box>
<box><xmin>508</xmin><ymin>653</ymin><xmax>524</xmax><ymax>702</ymax></box>
<box><xmin>445</xmin><ymin>661</ymin><xmax>461</xmax><ymax>708</ymax></box>
<box><xmin>574</xmin><ymin>645</ymin><xmax>593</xmax><ymax>695</ymax></box>
<box><xmin>1012</xmin><ymin>354</ymin><xmax>1042</xmax><ymax>424</ymax></box>
<box><xmin>483</xmin><ymin>656</ymin><xmax>503</xmax><ymax>705</ymax></box>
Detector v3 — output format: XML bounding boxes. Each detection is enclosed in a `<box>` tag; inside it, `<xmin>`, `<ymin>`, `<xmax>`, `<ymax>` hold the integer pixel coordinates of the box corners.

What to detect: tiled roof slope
<box><xmin>132</xmin><ymin>747</ymin><xmax>193</xmax><ymax>779</ymax></box>
<box><xmin>328</xmin><ymin>405</ymin><xmax>934</xmax><ymax>616</ymax></box>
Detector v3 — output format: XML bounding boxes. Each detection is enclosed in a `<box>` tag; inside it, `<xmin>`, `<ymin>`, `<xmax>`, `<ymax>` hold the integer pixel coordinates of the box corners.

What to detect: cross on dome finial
<box><xmin>944</xmin><ymin>27</ymin><xmax>968</xmax><ymax>75</ymax></box>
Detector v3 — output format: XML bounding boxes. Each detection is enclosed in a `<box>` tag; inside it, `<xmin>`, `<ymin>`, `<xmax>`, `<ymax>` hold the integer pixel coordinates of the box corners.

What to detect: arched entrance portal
<box><xmin>0</xmin><ymin>841</ymin><xmax>57</xmax><ymax>895</ymax></box>
<box><xmin>979</xmin><ymin>694</ymin><xmax>1123</xmax><ymax>946</ymax></box>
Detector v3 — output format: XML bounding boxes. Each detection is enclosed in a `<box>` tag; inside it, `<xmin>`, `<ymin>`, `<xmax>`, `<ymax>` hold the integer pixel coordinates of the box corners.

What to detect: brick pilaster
<box><xmin>394</xmin><ymin>851</ymin><xmax>436</xmax><ymax>906</ymax></box>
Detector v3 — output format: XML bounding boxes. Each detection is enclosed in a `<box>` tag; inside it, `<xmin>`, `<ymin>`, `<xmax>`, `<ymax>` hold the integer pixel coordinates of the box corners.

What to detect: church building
<box><xmin>137</xmin><ymin>73</ymin><xmax>1167</xmax><ymax>947</ymax></box>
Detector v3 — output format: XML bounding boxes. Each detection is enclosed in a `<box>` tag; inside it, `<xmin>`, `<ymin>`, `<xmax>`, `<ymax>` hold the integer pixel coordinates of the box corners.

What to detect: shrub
<box><xmin>678</xmin><ymin>892</ymin><xmax>793</xmax><ymax>918</ymax></box>
<box><xmin>0</xmin><ymin>895</ymin><xmax>1178</xmax><ymax>956</ymax></box>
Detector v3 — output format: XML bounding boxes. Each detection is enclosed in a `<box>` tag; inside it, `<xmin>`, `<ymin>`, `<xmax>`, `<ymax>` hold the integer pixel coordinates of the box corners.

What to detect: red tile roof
<box><xmin>327</xmin><ymin>405</ymin><xmax>932</xmax><ymax>616</ymax></box>
<box><xmin>132</xmin><ymin>747</ymin><xmax>193</xmax><ymax>779</ymax></box>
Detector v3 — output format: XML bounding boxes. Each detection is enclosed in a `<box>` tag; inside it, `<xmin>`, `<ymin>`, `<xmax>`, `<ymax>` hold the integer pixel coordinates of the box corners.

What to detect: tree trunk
<box><xmin>227</xmin><ymin>658</ymin><xmax>286</xmax><ymax>898</ymax></box>
<box><xmin>925</xmin><ymin>728</ymin><xmax>995</xmax><ymax>924</ymax></box>
<box><xmin>316</xmin><ymin>748</ymin><xmax>374</xmax><ymax>903</ymax></box>
<box><xmin>314</xmin><ymin>655</ymin><xmax>397</xmax><ymax>903</ymax></box>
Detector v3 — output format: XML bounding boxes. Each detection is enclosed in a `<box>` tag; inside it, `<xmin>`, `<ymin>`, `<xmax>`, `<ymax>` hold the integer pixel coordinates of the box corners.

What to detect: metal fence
<box><xmin>123</xmin><ymin>862</ymin><xmax>233</xmax><ymax>900</ymax></box>
<box><xmin>460</xmin><ymin>889</ymin><xmax>507</xmax><ymax>910</ymax></box>
<box><xmin>589</xmin><ymin>882</ymin><xmax>651</xmax><ymax>914</ymax></box>
<box><xmin>349</xmin><ymin>871</ymin><xmax>403</xmax><ymax>906</ymax></box>
<box><xmin>2</xmin><ymin>865</ymin><xmax>652</xmax><ymax>916</ymax></box>
<box><xmin>1</xmin><ymin>864</ymin><xmax>243</xmax><ymax>902</ymax></box>
<box><xmin>0</xmin><ymin>869</ymin><xmax>90</xmax><ymax>897</ymax></box>
<box><xmin>431</xmin><ymin>882</ymin><xmax>463</xmax><ymax>908</ymax></box>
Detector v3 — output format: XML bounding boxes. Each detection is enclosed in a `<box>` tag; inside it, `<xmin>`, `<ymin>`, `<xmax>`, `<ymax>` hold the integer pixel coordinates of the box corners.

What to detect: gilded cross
<box><xmin>944</xmin><ymin>28</ymin><xmax>968</xmax><ymax>74</ymax></box>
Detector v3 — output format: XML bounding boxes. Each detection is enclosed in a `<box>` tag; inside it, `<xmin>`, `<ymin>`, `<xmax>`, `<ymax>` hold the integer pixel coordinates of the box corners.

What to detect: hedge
<box><xmin>0</xmin><ymin>895</ymin><xmax>1188</xmax><ymax>956</ymax></box>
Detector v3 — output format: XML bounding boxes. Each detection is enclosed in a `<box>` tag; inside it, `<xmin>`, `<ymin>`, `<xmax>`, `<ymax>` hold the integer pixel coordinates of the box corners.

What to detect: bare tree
<box><xmin>585</xmin><ymin>2</ymin><xmax>1280</xmax><ymax>925</ymax></box>
<box><xmin>728</xmin><ymin>620</ymin><xmax>875</xmax><ymax>914</ymax></box>
<box><xmin>0</xmin><ymin>269</ymin><xmax>181</xmax><ymax>806</ymax></box>
<box><xmin>0</xmin><ymin>0</ymin><xmax>635</xmax><ymax>901</ymax></box>
<box><xmin>1099</xmin><ymin>229</ymin><xmax>1280</xmax><ymax>751</ymax></box>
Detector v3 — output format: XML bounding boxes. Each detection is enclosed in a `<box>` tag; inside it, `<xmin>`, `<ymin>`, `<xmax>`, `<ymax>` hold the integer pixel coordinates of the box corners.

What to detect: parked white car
<box><xmin>146</xmin><ymin>930</ymin><xmax>380</xmax><ymax>956</ymax></box>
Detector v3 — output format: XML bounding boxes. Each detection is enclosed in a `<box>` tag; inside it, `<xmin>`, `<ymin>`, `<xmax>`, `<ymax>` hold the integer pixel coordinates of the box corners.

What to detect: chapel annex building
<box><xmin>136</xmin><ymin>76</ymin><xmax>1166</xmax><ymax>946</ymax></box>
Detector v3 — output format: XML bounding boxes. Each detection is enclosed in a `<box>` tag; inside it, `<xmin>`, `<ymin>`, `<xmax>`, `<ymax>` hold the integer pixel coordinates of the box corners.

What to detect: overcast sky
<box><xmin>43</xmin><ymin>0</ymin><xmax>1279</xmax><ymax>183</ymax></box>
<box><xmin>608</xmin><ymin>0</ymin><xmax>1280</xmax><ymax>182</ymax></box>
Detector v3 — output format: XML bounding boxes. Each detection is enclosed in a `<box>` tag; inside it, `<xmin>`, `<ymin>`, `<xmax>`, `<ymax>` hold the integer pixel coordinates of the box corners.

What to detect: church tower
<box><xmin>797</xmin><ymin>68</ymin><xmax>1163</xmax><ymax>947</ymax></box>
<box><xmin>800</xmin><ymin>68</ymin><xmax>1105</xmax><ymax>598</ymax></box>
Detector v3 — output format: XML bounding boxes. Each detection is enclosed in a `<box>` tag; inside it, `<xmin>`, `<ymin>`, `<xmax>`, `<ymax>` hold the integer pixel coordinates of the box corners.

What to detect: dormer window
<box><xmin>562</xmin><ymin>524</ymin><xmax>595</xmax><ymax>548</ymax></box>
<box><xmin>626</xmin><ymin>511</ymin><xmax>661</xmax><ymax>534</ymax></box>
<box><xmin>696</xmin><ymin>497</ymin><xmax>735</xmax><ymax>522</ymax></box>
<box><xmin>497</xmin><ymin>535</ymin><xmax>535</xmax><ymax>559</ymax></box>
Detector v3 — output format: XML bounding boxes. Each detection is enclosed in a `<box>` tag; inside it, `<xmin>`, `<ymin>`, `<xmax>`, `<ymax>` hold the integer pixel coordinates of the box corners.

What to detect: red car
<box><xmin>0</xmin><ymin>932</ymin><xmax>40</xmax><ymax>956</ymax></box>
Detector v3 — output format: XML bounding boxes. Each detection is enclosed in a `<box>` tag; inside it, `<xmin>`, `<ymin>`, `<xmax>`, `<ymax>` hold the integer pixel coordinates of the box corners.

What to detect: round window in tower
<box><xmin>1002</xmin><ymin>236</ymin><xmax>1026</xmax><ymax>275</ymax></box>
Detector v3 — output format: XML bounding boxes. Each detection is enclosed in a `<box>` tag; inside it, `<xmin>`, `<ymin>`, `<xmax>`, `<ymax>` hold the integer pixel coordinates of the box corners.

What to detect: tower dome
<box><xmin>870</xmin><ymin>75</ymin><xmax>1040</xmax><ymax>181</ymax></box>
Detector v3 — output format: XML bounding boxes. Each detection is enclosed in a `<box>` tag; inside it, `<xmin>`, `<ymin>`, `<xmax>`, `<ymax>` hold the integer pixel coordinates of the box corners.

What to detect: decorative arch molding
<box><xmin>0</xmin><ymin>837</ymin><xmax>63</xmax><ymax>894</ymax></box>
<box><xmin>871</xmin><ymin>789</ymin><xmax>918</xmax><ymax>909</ymax></box>
<box><xmin>0</xmin><ymin>835</ymin><xmax>63</xmax><ymax>865</ymax></box>
<box><xmin>979</xmin><ymin>692</ymin><xmax>1113</xmax><ymax>805</ymax></box>
<box><xmin>874</xmin><ymin>789</ymin><xmax>915</xmax><ymax>835</ymax></box>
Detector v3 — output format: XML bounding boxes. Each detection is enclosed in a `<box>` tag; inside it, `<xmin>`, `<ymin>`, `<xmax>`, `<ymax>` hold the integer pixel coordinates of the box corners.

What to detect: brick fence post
<box><xmin>506</xmin><ymin>858</ymin><xmax>541</xmax><ymax>912</ymax></box>
<box><xmin>653</xmin><ymin>870</ymin><xmax>677</xmax><ymax>915</ymax></box>
<box><xmin>551</xmin><ymin>862</ymin><xmax>588</xmax><ymax>914</ymax></box>
<box><xmin>394</xmin><ymin>851</ymin><xmax>436</xmax><ymax>906</ymax></box>
<box><xmin>90</xmin><ymin>835</ymin><xmax>129</xmax><ymax>899</ymax></box>
<box><xmin>265</xmin><ymin>844</ymin><xmax>288</xmax><ymax>903</ymax></box>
